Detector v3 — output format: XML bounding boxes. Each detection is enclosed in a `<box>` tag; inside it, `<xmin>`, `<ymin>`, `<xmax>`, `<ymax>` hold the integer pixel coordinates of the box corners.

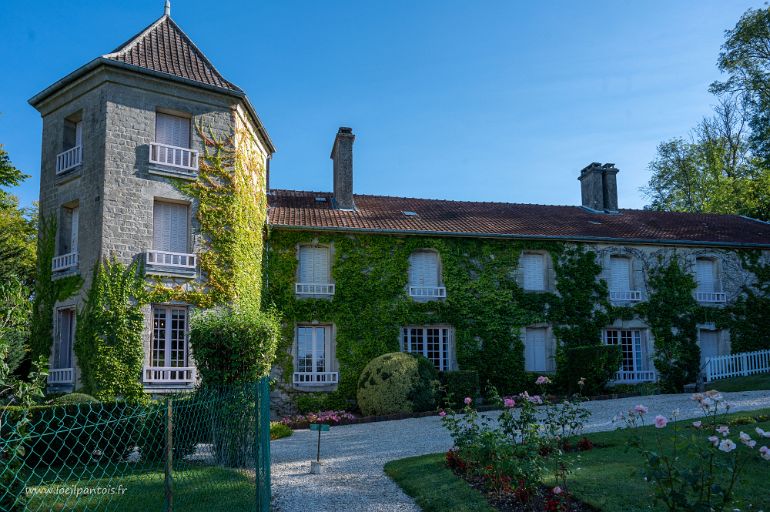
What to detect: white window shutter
<box><xmin>153</xmin><ymin>202</ymin><xmax>188</xmax><ymax>253</ymax></box>
<box><xmin>153</xmin><ymin>203</ymin><xmax>168</xmax><ymax>251</ymax></box>
<box><xmin>156</xmin><ymin>113</ymin><xmax>190</xmax><ymax>148</ymax></box>
<box><xmin>298</xmin><ymin>247</ymin><xmax>314</xmax><ymax>283</ymax></box>
<box><xmin>410</xmin><ymin>252</ymin><xmax>438</xmax><ymax>287</ymax></box>
<box><xmin>70</xmin><ymin>207</ymin><xmax>79</xmax><ymax>253</ymax></box>
<box><xmin>522</xmin><ymin>254</ymin><xmax>545</xmax><ymax>291</ymax></box>
<box><xmin>169</xmin><ymin>203</ymin><xmax>188</xmax><ymax>253</ymax></box>
<box><xmin>696</xmin><ymin>259</ymin><xmax>715</xmax><ymax>293</ymax></box>
<box><xmin>75</xmin><ymin>122</ymin><xmax>83</xmax><ymax>147</ymax></box>
<box><xmin>524</xmin><ymin>328</ymin><xmax>547</xmax><ymax>372</ymax></box>
<box><xmin>610</xmin><ymin>257</ymin><xmax>630</xmax><ymax>292</ymax></box>
<box><xmin>313</xmin><ymin>247</ymin><xmax>330</xmax><ymax>284</ymax></box>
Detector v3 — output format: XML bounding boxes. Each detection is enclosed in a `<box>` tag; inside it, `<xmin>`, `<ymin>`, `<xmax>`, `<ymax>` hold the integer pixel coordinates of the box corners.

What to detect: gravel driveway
<box><xmin>270</xmin><ymin>390</ymin><xmax>770</xmax><ymax>512</ymax></box>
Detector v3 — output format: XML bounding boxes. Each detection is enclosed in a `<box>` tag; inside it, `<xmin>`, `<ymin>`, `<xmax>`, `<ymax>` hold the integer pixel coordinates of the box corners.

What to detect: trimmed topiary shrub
<box><xmin>356</xmin><ymin>352</ymin><xmax>439</xmax><ymax>416</ymax></box>
<box><xmin>441</xmin><ymin>370</ymin><xmax>480</xmax><ymax>408</ymax></box>
<box><xmin>555</xmin><ymin>344</ymin><xmax>621</xmax><ymax>396</ymax></box>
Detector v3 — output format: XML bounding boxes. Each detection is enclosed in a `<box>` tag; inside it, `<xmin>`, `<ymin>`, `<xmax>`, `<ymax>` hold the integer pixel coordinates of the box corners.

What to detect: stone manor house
<box><xmin>31</xmin><ymin>7</ymin><xmax>770</xmax><ymax>401</ymax></box>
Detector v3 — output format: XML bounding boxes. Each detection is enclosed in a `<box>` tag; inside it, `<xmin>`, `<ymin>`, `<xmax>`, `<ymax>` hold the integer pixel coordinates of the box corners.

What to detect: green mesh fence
<box><xmin>0</xmin><ymin>377</ymin><xmax>271</xmax><ymax>512</ymax></box>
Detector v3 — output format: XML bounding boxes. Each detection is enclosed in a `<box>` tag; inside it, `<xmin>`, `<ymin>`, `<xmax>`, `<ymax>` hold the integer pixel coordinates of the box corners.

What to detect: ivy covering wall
<box><xmin>265</xmin><ymin>231</ymin><xmax>769</xmax><ymax>406</ymax></box>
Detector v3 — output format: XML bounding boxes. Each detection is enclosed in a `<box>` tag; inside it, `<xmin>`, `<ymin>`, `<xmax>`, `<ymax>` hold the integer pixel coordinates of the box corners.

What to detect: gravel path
<box><xmin>270</xmin><ymin>390</ymin><xmax>770</xmax><ymax>512</ymax></box>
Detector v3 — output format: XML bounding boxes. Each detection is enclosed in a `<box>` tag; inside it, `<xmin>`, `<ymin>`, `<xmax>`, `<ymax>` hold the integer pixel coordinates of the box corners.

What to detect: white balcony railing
<box><xmin>143</xmin><ymin>366</ymin><xmax>196</xmax><ymax>384</ymax></box>
<box><xmin>293</xmin><ymin>372</ymin><xmax>339</xmax><ymax>386</ymax></box>
<box><xmin>695</xmin><ymin>292</ymin><xmax>727</xmax><ymax>303</ymax></box>
<box><xmin>609</xmin><ymin>290</ymin><xmax>642</xmax><ymax>302</ymax></box>
<box><xmin>295</xmin><ymin>283</ymin><xmax>335</xmax><ymax>295</ymax></box>
<box><xmin>409</xmin><ymin>286</ymin><xmax>447</xmax><ymax>298</ymax></box>
<box><xmin>56</xmin><ymin>145</ymin><xmax>82</xmax><ymax>175</ymax></box>
<box><xmin>149</xmin><ymin>142</ymin><xmax>198</xmax><ymax>173</ymax></box>
<box><xmin>47</xmin><ymin>368</ymin><xmax>74</xmax><ymax>385</ymax></box>
<box><xmin>146</xmin><ymin>250</ymin><xmax>196</xmax><ymax>270</ymax></box>
<box><xmin>52</xmin><ymin>252</ymin><xmax>78</xmax><ymax>272</ymax></box>
<box><xmin>612</xmin><ymin>370</ymin><xmax>657</xmax><ymax>384</ymax></box>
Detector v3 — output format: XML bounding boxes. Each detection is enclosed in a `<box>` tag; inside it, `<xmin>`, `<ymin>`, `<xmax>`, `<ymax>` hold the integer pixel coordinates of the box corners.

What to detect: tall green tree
<box><xmin>643</xmin><ymin>99</ymin><xmax>770</xmax><ymax>221</ymax></box>
<box><xmin>0</xmin><ymin>145</ymin><xmax>36</xmax><ymax>285</ymax></box>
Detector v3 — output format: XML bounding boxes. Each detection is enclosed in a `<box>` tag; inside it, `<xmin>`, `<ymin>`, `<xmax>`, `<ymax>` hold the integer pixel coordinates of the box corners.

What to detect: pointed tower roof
<box><xmin>102</xmin><ymin>14</ymin><xmax>239</xmax><ymax>92</ymax></box>
<box><xmin>29</xmin><ymin>7</ymin><xmax>274</xmax><ymax>153</ymax></box>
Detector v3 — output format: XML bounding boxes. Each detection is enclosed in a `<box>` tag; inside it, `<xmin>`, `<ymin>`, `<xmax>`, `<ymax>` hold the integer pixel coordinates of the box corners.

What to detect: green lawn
<box><xmin>24</xmin><ymin>465</ymin><xmax>256</xmax><ymax>512</ymax></box>
<box><xmin>709</xmin><ymin>373</ymin><xmax>770</xmax><ymax>392</ymax></box>
<box><xmin>386</xmin><ymin>408</ymin><xmax>770</xmax><ymax>512</ymax></box>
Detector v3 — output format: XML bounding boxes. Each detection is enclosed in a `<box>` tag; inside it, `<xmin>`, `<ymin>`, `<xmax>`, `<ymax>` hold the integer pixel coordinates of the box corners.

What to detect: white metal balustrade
<box><xmin>408</xmin><ymin>286</ymin><xmax>447</xmax><ymax>298</ymax></box>
<box><xmin>52</xmin><ymin>252</ymin><xmax>78</xmax><ymax>272</ymax></box>
<box><xmin>47</xmin><ymin>368</ymin><xmax>74</xmax><ymax>385</ymax></box>
<box><xmin>705</xmin><ymin>349</ymin><xmax>770</xmax><ymax>382</ymax></box>
<box><xmin>146</xmin><ymin>250</ymin><xmax>197</xmax><ymax>270</ymax></box>
<box><xmin>293</xmin><ymin>372</ymin><xmax>339</xmax><ymax>385</ymax></box>
<box><xmin>295</xmin><ymin>283</ymin><xmax>335</xmax><ymax>295</ymax></box>
<box><xmin>612</xmin><ymin>370</ymin><xmax>657</xmax><ymax>384</ymax></box>
<box><xmin>143</xmin><ymin>366</ymin><xmax>196</xmax><ymax>384</ymax></box>
<box><xmin>695</xmin><ymin>292</ymin><xmax>727</xmax><ymax>303</ymax></box>
<box><xmin>56</xmin><ymin>146</ymin><xmax>82</xmax><ymax>175</ymax></box>
<box><xmin>149</xmin><ymin>142</ymin><xmax>199</xmax><ymax>173</ymax></box>
<box><xmin>609</xmin><ymin>290</ymin><xmax>642</xmax><ymax>302</ymax></box>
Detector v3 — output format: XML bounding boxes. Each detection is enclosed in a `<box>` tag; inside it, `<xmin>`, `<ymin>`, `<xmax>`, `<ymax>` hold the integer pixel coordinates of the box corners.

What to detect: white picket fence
<box><xmin>704</xmin><ymin>349</ymin><xmax>770</xmax><ymax>382</ymax></box>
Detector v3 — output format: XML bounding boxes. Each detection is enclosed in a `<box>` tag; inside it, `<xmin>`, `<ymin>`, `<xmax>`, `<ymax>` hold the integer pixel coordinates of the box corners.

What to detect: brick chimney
<box><xmin>578</xmin><ymin>162</ymin><xmax>619</xmax><ymax>212</ymax></box>
<box><xmin>331</xmin><ymin>127</ymin><xmax>355</xmax><ymax>210</ymax></box>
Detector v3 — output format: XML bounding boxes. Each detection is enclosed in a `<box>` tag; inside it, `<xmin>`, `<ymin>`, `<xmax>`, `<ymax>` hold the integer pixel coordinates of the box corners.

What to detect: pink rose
<box><xmin>504</xmin><ymin>398</ymin><xmax>515</xmax><ymax>408</ymax></box>
<box><xmin>438</xmin><ymin>410</ymin><xmax>446</xmax><ymax>417</ymax></box>
<box><xmin>759</xmin><ymin>446</ymin><xmax>770</xmax><ymax>461</ymax></box>
<box><xmin>634</xmin><ymin>404</ymin><xmax>648</xmax><ymax>415</ymax></box>
<box><xmin>718</xmin><ymin>439</ymin><xmax>736</xmax><ymax>452</ymax></box>
<box><xmin>552</xmin><ymin>486</ymin><xmax>562</xmax><ymax>495</ymax></box>
<box><xmin>535</xmin><ymin>376</ymin><xmax>551</xmax><ymax>385</ymax></box>
<box><xmin>708</xmin><ymin>435</ymin><xmax>719</xmax><ymax>447</ymax></box>
<box><xmin>692</xmin><ymin>421</ymin><xmax>702</xmax><ymax>428</ymax></box>
<box><xmin>464</xmin><ymin>397</ymin><xmax>472</xmax><ymax>406</ymax></box>
<box><xmin>654</xmin><ymin>415</ymin><xmax>668</xmax><ymax>429</ymax></box>
<box><xmin>716</xmin><ymin>425</ymin><xmax>730</xmax><ymax>437</ymax></box>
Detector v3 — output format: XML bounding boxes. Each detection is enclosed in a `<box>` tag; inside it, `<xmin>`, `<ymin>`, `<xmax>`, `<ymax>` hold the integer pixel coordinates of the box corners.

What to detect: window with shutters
<box><xmin>408</xmin><ymin>250</ymin><xmax>445</xmax><ymax>299</ymax></box>
<box><xmin>608</xmin><ymin>255</ymin><xmax>641</xmax><ymax>302</ymax></box>
<box><xmin>400</xmin><ymin>326</ymin><xmax>453</xmax><ymax>371</ymax></box>
<box><xmin>694</xmin><ymin>257</ymin><xmax>725</xmax><ymax>303</ymax></box>
<box><xmin>524</xmin><ymin>327</ymin><xmax>553</xmax><ymax>372</ymax></box>
<box><xmin>57</xmin><ymin>114</ymin><xmax>83</xmax><ymax>175</ymax></box>
<box><xmin>293</xmin><ymin>325</ymin><xmax>338</xmax><ymax>385</ymax></box>
<box><xmin>150</xmin><ymin>112</ymin><xmax>198</xmax><ymax>173</ymax></box>
<box><xmin>147</xmin><ymin>201</ymin><xmax>196</xmax><ymax>272</ymax></box>
<box><xmin>53</xmin><ymin>308</ymin><xmax>75</xmax><ymax>370</ymax></box>
<box><xmin>698</xmin><ymin>328</ymin><xmax>725</xmax><ymax>367</ymax></box>
<box><xmin>520</xmin><ymin>252</ymin><xmax>547</xmax><ymax>291</ymax></box>
<box><xmin>52</xmin><ymin>204</ymin><xmax>79</xmax><ymax>272</ymax></box>
<box><xmin>296</xmin><ymin>245</ymin><xmax>334</xmax><ymax>295</ymax></box>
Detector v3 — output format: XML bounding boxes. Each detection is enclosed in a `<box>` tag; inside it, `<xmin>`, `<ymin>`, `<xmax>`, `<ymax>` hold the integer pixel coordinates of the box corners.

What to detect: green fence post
<box><xmin>164</xmin><ymin>398</ymin><xmax>174</xmax><ymax>512</ymax></box>
<box><xmin>255</xmin><ymin>377</ymin><xmax>271</xmax><ymax>511</ymax></box>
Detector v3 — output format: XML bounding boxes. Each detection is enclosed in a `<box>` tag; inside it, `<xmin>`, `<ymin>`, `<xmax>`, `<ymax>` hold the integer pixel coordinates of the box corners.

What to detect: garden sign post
<box><xmin>309</xmin><ymin>423</ymin><xmax>330</xmax><ymax>474</ymax></box>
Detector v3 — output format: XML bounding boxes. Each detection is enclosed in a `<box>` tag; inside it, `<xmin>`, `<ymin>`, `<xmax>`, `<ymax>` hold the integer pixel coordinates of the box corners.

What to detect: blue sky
<box><xmin>0</xmin><ymin>0</ymin><xmax>761</xmax><ymax>210</ymax></box>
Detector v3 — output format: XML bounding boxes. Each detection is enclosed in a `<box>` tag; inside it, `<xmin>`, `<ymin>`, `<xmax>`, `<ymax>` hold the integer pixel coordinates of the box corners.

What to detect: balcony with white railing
<box><xmin>293</xmin><ymin>372</ymin><xmax>339</xmax><ymax>386</ymax></box>
<box><xmin>146</xmin><ymin>251</ymin><xmax>196</xmax><ymax>275</ymax></box>
<box><xmin>408</xmin><ymin>286</ymin><xmax>447</xmax><ymax>299</ymax></box>
<box><xmin>609</xmin><ymin>290</ymin><xmax>642</xmax><ymax>302</ymax></box>
<box><xmin>149</xmin><ymin>143</ymin><xmax>199</xmax><ymax>175</ymax></box>
<box><xmin>56</xmin><ymin>145</ymin><xmax>82</xmax><ymax>175</ymax></box>
<box><xmin>48</xmin><ymin>368</ymin><xmax>74</xmax><ymax>385</ymax></box>
<box><xmin>143</xmin><ymin>366</ymin><xmax>196</xmax><ymax>385</ymax></box>
<box><xmin>611</xmin><ymin>370</ymin><xmax>657</xmax><ymax>384</ymax></box>
<box><xmin>52</xmin><ymin>252</ymin><xmax>78</xmax><ymax>272</ymax></box>
<box><xmin>295</xmin><ymin>283</ymin><xmax>335</xmax><ymax>296</ymax></box>
<box><xmin>695</xmin><ymin>292</ymin><xmax>727</xmax><ymax>303</ymax></box>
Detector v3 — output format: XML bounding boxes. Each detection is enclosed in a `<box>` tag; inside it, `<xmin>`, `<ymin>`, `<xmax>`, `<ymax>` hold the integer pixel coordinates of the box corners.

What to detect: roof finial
<box><xmin>164</xmin><ymin>0</ymin><xmax>171</xmax><ymax>16</ymax></box>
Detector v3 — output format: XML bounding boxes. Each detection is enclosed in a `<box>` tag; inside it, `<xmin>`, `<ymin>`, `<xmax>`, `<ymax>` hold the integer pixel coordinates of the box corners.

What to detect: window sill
<box><xmin>55</xmin><ymin>165</ymin><xmax>83</xmax><ymax>185</ymax></box>
<box><xmin>148</xmin><ymin>166</ymin><xmax>198</xmax><ymax>181</ymax></box>
<box><xmin>146</xmin><ymin>266</ymin><xmax>196</xmax><ymax>279</ymax></box>
<box><xmin>52</xmin><ymin>269</ymin><xmax>80</xmax><ymax>280</ymax></box>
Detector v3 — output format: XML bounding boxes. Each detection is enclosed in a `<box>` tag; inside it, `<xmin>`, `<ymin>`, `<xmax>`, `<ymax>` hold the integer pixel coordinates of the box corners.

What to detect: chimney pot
<box><xmin>578</xmin><ymin>162</ymin><xmax>619</xmax><ymax>212</ymax></box>
<box><xmin>331</xmin><ymin>127</ymin><xmax>355</xmax><ymax>209</ymax></box>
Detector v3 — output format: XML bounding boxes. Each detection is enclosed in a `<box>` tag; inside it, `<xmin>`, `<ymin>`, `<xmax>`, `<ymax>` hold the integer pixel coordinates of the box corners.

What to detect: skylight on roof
<box><xmin>315</xmin><ymin>197</ymin><xmax>328</xmax><ymax>203</ymax></box>
<box><xmin>402</xmin><ymin>211</ymin><xmax>418</xmax><ymax>217</ymax></box>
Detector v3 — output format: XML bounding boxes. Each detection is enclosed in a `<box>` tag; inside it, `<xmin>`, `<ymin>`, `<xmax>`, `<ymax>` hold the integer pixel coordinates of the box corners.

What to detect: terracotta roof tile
<box><xmin>103</xmin><ymin>15</ymin><xmax>238</xmax><ymax>91</ymax></box>
<box><xmin>268</xmin><ymin>190</ymin><xmax>770</xmax><ymax>247</ymax></box>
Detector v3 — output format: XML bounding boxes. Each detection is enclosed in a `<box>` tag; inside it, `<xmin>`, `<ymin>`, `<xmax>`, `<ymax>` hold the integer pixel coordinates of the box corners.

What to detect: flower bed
<box><xmin>280</xmin><ymin>410</ymin><xmax>357</xmax><ymax>429</ymax></box>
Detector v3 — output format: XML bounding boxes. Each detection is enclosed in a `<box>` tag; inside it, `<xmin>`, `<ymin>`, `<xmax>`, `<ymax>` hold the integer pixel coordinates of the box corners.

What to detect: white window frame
<box><xmin>520</xmin><ymin>252</ymin><xmax>547</xmax><ymax>291</ymax></box>
<box><xmin>296</xmin><ymin>245</ymin><xmax>334</xmax><ymax>295</ymax></box>
<box><xmin>408</xmin><ymin>250</ymin><xmax>445</xmax><ymax>299</ymax></box>
<box><xmin>400</xmin><ymin>326</ymin><xmax>453</xmax><ymax>371</ymax></box>
<box><xmin>53</xmin><ymin>308</ymin><xmax>75</xmax><ymax>370</ymax></box>
<box><xmin>151</xmin><ymin>306</ymin><xmax>190</xmax><ymax>368</ymax></box>
<box><xmin>608</xmin><ymin>255</ymin><xmax>641</xmax><ymax>302</ymax></box>
<box><xmin>694</xmin><ymin>257</ymin><xmax>725</xmax><ymax>303</ymax></box>
<box><xmin>293</xmin><ymin>325</ymin><xmax>338</xmax><ymax>385</ymax></box>
<box><xmin>523</xmin><ymin>327</ymin><xmax>550</xmax><ymax>373</ymax></box>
